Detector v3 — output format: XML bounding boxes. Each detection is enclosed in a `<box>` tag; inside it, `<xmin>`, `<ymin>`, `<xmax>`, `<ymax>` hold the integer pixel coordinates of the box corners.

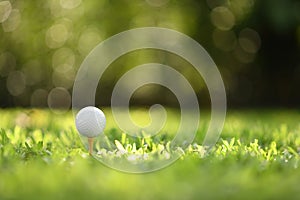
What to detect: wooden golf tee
<box><xmin>88</xmin><ymin>137</ymin><xmax>94</xmax><ymax>155</ymax></box>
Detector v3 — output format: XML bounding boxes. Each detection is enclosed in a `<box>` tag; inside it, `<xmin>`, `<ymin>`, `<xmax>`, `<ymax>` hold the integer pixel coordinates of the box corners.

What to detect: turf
<box><xmin>1</xmin><ymin>109</ymin><xmax>300</xmax><ymax>200</ymax></box>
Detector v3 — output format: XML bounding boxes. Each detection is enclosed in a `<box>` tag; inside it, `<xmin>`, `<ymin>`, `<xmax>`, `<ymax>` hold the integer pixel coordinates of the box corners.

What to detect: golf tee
<box><xmin>88</xmin><ymin>137</ymin><xmax>94</xmax><ymax>155</ymax></box>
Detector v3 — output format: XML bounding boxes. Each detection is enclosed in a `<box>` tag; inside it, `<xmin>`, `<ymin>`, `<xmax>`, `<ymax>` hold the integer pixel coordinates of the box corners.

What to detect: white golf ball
<box><xmin>75</xmin><ymin>106</ymin><xmax>106</xmax><ymax>138</ymax></box>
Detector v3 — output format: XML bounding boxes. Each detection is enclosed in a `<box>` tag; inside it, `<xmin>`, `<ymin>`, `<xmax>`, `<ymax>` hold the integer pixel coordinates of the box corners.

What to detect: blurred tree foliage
<box><xmin>0</xmin><ymin>0</ymin><xmax>299</xmax><ymax>108</ymax></box>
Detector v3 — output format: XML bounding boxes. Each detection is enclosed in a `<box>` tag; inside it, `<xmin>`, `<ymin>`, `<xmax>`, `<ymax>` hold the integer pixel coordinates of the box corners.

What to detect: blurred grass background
<box><xmin>0</xmin><ymin>0</ymin><xmax>299</xmax><ymax>109</ymax></box>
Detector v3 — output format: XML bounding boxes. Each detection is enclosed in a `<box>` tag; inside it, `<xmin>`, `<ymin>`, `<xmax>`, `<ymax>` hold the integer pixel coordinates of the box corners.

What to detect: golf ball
<box><xmin>75</xmin><ymin>106</ymin><xmax>106</xmax><ymax>138</ymax></box>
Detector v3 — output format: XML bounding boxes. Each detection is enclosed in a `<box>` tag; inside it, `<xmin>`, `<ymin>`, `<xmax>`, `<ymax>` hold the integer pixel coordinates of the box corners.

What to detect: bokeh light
<box><xmin>210</xmin><ymin>6</ymin><xmax>235</xmax><ymax>31</ymax></box>
<box><xmin>233</xmin><ymin>44</ymin><xmax>256</xmax><ymax>64</ymax></box>
<box><xmin>6</xmin><ymin>71</ymin><xmax>26</xmax><ymax>96</ymax></box>
<box><xmin>31</xmin><ymin>89</ymin><xmax>48</xmax><ymax>107</ymax></box>
<box><xmin>60</xmin><ymin>0</ymin><xmax>82</xmax><ymax>9</ymax></box>
<box><xmin>52</xmin><ymin>47</ymin><xmax>75</xmax><ymax>73</ymax></box>
<box><xmin>47</xmin><ymin>87</ymin><xmax>71</xmax><ymax>113</ymax></box>
<box><xmin>77</xmin><ymin>27</ymin><xmax>103</xmax><ymax>55</ymax></box>
<box><xmin>227</xmin><ymin>0</ymin><xmax>254</xmax><ymax>21</ymax></box>
<box><xmin>52</xmin><ymin>68</ymin><xmax>75</xmax><ymax>89</ymax></box>
<box><xmin>0</xmin><ymin>1</ymin><xmax>12</xmax><ymax>23</ymax></box>
<box><xmin>15</xmin><ymin>112</ymin><xmax>31</xmax><ymax>128</ymax></box>
<box><xmin>238</xmin><ymin>28</ymin><xmax>261</xmax><ymax>53</ymax></box>
<box><xmin>45</xmin><ymin>23</ymin><xmax>69</xmax><ymax>48</ymax></box>
<box><xmin>2</xmin><ymin>9</ymin><xmax>21</xmax><ymax>32</ymax></box>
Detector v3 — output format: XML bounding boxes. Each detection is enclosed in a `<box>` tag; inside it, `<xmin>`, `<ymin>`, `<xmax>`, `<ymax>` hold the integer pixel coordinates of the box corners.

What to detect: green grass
<box><xmin>1</xmin><ymin>109</ymin><xmax>300</xmax><ymax>200</ymax></box>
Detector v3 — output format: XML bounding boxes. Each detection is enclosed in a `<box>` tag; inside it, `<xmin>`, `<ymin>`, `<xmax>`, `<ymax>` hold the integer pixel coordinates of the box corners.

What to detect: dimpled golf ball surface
<box><xmin>75</xmin><ymin>106</ymin><xmax>106</xmax><ymax>138</ymax></box>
